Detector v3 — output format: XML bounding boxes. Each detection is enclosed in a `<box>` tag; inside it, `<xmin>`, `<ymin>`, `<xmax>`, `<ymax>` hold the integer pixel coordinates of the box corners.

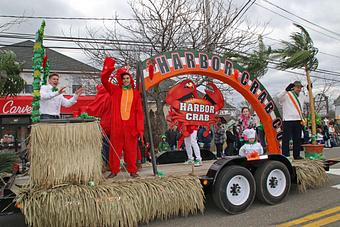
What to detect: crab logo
<box><xmin>165</xmin><ymin>79</ymin><xmax>224</xmax><ymax>141</ymax></box>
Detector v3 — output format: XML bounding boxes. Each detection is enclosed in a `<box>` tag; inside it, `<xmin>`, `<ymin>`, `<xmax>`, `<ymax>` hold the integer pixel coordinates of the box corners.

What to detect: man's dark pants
<box><xmin>282</xmin><ymin>120</ymin><xmax>302</xmax><ymax>158</ymax></box>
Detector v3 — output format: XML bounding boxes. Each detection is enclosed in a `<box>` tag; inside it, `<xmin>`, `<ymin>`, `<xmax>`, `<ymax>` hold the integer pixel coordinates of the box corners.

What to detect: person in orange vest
<box><xmin>100</xmin><ymin>57</ymin><xmax>144</xmax><ymax>178</ymax></box>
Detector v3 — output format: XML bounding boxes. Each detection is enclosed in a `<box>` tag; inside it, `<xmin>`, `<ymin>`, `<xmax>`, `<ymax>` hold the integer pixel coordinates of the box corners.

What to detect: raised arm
<box><xmin>61</xmin><ymin>95</ymin><xmax>78</xmax><ymax>107</ymax></box>
<box><xmin>100</xmin><ymin>57</ymin><xmax>117</xmax><ymax>94</ymax></box>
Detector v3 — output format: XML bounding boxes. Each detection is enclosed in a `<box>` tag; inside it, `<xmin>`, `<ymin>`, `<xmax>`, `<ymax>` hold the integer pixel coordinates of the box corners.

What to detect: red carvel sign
<box><xmin>0</xmin><ymin>96</ymin><xmax>96</xmax><ymax>115</ymax></box>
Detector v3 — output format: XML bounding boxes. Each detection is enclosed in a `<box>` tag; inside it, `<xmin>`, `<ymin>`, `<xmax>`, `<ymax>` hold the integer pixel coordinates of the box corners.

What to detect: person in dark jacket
<box><xmin>214</xmin><ymin>122</ymin><xmax>225</xmax><ymax>158</ymax></box>
<box><xmin>165</xmin><ymin>128</ymin><xmax>179</xmax><ymax>151</ymax></box>
<box><xmin>225</xmin><ymin>125</ymin><xmax>238</xmax><ymax>156</ymax></box>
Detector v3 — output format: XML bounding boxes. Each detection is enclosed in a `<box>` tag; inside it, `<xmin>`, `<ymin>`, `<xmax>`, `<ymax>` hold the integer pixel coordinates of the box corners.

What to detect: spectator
<box><xmin>214</xmin><ymin>122</ymin><xmax>225</xmax><ymax>158</ymax></box>
<box><xmin>329</xmin><ymin>121</ymin><xmax>337</xmax><ymax>147</ymax></box>
<box><xmin>225</xmin><ymin>124</ymin><xmax>238</xmax><ymax>156</ymax></box>
<box><xmin>334</xmin><ymin>121</ymin><xmax>340</xmax><ymax>146</ymax></box>
<box><xmin>237</xmin><ymin>107</ymin><xmax>256</xmax><ymax>148</ymax></box>
<box><xmin>197</xmin><ymin>126</ymin><xmax>213</xmax><ymax>150</ymax></box>
<box><xmin>316</xmin><ymin>127</ymin><xmax>324</xmax><ymax>144</ymax></box>
<box><xmin>165</xmin><ymin>128</ymin><xmax>179</xmax><ymax>150</ymax></box>
<box><xmin>158</xmin><ymin>135</ymin><xmax>171</xmax><ymax>153</ymax></box>
<box><xmin>323</xmin><ymin>123</ymin><xmax>331</xmax><ymax>148</ymax></box>
<box><xmin>203</xmin><ymin>129</ymin><xmax>214</xmax><ymax>150</ymax></box>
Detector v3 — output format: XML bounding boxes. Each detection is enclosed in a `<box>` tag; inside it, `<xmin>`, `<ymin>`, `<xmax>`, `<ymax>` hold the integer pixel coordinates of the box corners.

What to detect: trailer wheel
<box><xmin>213</xmin><ymin>165</ymin><xmax>256</xmax><ymax>214</ymax></box>
<box><xmin>255</xmin><ymin>161</ymin><xmax>291</xmax><ymax>205</ymax></box>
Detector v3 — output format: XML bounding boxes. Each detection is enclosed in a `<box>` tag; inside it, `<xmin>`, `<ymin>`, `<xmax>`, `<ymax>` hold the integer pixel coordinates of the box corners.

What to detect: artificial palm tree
<box><xmin>224</xmin><ymin>35</ymin><xmax>272</xmax><ymax>79</ymax></box>
<box><xmin>274</xmin><ymin>23</ymin><xmax>319</xmax><ymax>145</ymax></box>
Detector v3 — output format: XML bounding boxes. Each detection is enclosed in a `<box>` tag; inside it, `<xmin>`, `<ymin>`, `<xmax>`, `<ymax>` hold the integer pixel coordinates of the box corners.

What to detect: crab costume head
<box><xmin>115</xmin><ymin>66</ymin><xmax>135</xmax><ymax>88</ymax></box>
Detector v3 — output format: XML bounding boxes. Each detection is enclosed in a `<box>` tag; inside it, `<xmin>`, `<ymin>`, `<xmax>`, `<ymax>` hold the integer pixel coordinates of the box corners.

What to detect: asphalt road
<box><xmin>1</xmin><ymin>148</ymin><xmax>340</xmax><ymax>227</ymax></box>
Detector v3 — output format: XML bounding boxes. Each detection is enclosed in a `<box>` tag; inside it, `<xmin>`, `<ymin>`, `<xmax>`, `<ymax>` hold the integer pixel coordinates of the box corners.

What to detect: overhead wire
<box><xmin>262</xmin><ymin>0</ymin><xmax>340</xmax><ymax>38</ymax></box>
<box><xmin>254</xmin><ymin>2</ymin><xmax>340</xmax><ymax>42</ymax></box>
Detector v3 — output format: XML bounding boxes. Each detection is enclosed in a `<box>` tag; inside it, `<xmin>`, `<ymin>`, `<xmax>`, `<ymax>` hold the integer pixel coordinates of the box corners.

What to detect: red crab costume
<box><xmin>100</xmin><ymin>57</ymin><xmax>144</xmax><ymax>174</ymax></box>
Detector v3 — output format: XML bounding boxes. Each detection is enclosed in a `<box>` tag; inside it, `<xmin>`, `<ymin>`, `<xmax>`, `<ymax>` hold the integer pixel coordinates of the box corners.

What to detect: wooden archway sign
<box><xmin>141</xmin><ymin>50</ymin><xmax>283</xmax><ymax>154</ymax></box>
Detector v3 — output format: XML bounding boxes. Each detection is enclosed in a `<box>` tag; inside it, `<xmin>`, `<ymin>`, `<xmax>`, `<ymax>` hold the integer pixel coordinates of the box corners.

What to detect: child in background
<box><xmin>224</xmin><ymin>125</ymin><xmax>237</xmax><ymax>156</ymax></box>
<box><xmin>158</xmin><ymin>135</ymin><xmax>171</xmax><ymax>153</ymax></box>
<box><xmin>316</xmin><ymin>127</ymin><xmax>324</xmax><ymax>144</ymax></box>
<box><xmin>239</xmin><ymin>128</ymin><xmax>264</xmax><ymax>157</ymax></box>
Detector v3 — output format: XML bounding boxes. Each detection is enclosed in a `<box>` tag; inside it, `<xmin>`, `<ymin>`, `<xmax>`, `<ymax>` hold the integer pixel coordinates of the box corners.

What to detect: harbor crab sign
<box><xmin>140</xmin><ymin>50</ymin><xmax>283</xmax><ymax>154</ymax></box>
<box><xmin>165</xmin><ymin>79</ymin><xmax>224</xmax><ymax>138</ymax></box>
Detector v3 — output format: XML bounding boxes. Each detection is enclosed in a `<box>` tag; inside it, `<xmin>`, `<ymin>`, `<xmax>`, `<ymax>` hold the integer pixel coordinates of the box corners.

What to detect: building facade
<box><xmin>0</xmin><ymin>40</ymin><xmax>99</xmax><ymax>152</ymax></box>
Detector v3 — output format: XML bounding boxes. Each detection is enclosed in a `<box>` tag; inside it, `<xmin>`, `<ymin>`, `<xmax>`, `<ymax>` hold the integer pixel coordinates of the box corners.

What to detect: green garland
<box><xmin>307</xmin><ymin>113</ymin><xmax>321</xmax><ymax>127</ymax></box>
<box><xmin>77</xmin><ymin>113</ymin><xmax>96</xmax><ymax>119</ymax></box>
<box><xmin>31</xmin><ymin>21</ymin><xmax>46</xmax><ymax>123</ymax></box>
<box><xmin>305</xmin><ymin>151</ymin><xmax>324</xmax><ymax>160</ymax></box>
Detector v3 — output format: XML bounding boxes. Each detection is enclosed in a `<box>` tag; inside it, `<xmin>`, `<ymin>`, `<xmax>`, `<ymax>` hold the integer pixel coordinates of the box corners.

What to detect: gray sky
<box><xmin>0</xmin><ymin>0</ymin><xmax>339</xmax><ymax>105</ymax></box>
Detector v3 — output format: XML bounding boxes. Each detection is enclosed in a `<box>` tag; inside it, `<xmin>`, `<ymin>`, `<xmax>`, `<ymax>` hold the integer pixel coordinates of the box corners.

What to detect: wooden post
<box><xmin>306</xmin><ymin>68</ymin><xmax>317</xmax><ymax>145</ymax></box>
<box><xmin>137</xmin><ymin>62</ymin><xmax>158</xmax><ymax>175</ymax></box>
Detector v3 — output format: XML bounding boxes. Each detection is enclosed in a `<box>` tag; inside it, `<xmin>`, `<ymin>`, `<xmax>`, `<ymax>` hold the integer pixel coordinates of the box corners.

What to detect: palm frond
<box><xmin>273</xmin><ymin>23</ymin><xmax>318</xmax><ymax>71</ymax></box>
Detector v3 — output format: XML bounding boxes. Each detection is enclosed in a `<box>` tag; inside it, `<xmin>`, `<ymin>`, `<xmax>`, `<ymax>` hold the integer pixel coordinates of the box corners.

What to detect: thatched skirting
<box><xmin>292</xmin><ymin>159</ymin><xmax>328</xmax><ymax>192</ymax></box>
<box><xmin>29</xmin><ymin>122</ymin><xmax>103</xmax><ymax>188</ymax></box>
<box><xmin>17</xmin><ymin>176</ymin><xmax>205</xmax><ymax>227</ymax></box>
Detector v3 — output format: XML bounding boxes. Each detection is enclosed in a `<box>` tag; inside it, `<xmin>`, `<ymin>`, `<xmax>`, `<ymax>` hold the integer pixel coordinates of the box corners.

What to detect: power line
<box><xmin>1</xmin><ymin>42</ymin><xmax>340</xmax><ymax>83</ymax></box>
<box><xmin>0</xmin><ymin>15</ymin><xmax>152</xmax><ymax>21</ymax></box>
<box><xmin>254</xmin><ymin>2</ymin><xmax>340</xmax><ymax>42</ymax></box>
<box><xmin>2</xmin><ymin>13</ymin><xmax>340</xmax><ymax>61</ymax></box>
<box><xmin>228</xmin><ymin>0</ymin><xmax>252</xmax><ymax>26</ymax></box>
<box><xmin>2</xmin><ymin>34</ymin><xmax>340</xmax><ymax>78</ymax></box>
<box><xmin>262</xmin><ymin>0</ymin><xmax>340</xmax><ymax>38</ymax></box>
<box><xmin>232</xmin><ymin>0</ymin><xmax>257</xmax><ymax>26</ymax></box>
<box><xmin>3</xmin><ymin>30</ymin><xmax>340</xmax><ymax>61</ymax></box>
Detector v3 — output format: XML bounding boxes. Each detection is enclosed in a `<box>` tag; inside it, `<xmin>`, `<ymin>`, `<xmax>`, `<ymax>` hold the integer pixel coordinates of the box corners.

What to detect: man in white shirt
<box><xmin>278</xmin><ymin>81</ymin><xmax>308</xmax><ymax>159</ymax></box>
<box><xmin>40</xmin><ymin>73</ymin><xmax>84</xmax><ymax>119</ymax></box>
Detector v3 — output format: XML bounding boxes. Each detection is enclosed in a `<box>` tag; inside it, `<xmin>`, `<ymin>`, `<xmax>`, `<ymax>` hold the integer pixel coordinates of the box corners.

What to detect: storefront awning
<box><xmin>0</xmin><ymin>95</ymin><xmax>96</xmax><ymax>115</ymax></box>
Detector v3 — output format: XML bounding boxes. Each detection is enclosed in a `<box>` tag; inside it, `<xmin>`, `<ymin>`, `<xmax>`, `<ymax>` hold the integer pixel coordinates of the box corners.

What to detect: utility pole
<box><xmin>204</xmin><ymin>0</ymin><xmax>213</xmax><ymax>52</ymax></box>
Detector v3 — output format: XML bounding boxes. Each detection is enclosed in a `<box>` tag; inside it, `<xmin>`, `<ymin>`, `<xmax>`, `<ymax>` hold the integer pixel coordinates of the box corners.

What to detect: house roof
<box><xmin>0</xmin><ymin>40</ymin><xmax>99</xmax><ymax>73</ymax></box>
<box><xmin>335</xmin><ymin>95</ymin><xmax>340</xmax><ymax>106</ymax></box>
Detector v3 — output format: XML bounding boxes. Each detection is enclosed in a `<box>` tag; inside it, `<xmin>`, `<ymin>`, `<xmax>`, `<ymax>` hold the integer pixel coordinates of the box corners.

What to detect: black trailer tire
<box><xmin>213</xmin><ymin>165</ymin><xmax>256</xmax><ymax>214</ymax></box>
<box><xmin>255</xmin><ymin>160</ymin><xmax>291</xmax><ymax>205</ymax></box>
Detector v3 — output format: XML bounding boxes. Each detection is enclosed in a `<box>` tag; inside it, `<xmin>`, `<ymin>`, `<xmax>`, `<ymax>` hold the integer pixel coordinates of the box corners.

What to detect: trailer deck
<box><xmin>105</xmin><ymin>160</ymin><xmax>215</xmax><ymax>181</ymax></box>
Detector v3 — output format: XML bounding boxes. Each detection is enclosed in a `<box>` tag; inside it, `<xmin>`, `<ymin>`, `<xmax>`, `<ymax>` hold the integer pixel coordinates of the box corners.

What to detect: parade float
<box><xmin>9</xmin><ymin>21</ymin><xmax>339</xmax><ymax>227</ymax></box>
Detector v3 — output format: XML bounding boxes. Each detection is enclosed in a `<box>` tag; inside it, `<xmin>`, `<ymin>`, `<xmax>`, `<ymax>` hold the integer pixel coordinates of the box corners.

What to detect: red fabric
<box><xmin>148</xmin><ymin>64</ymin><xmax>154</xmax><ymax>80</ymax></box>
<box><xmin>101</xmin><ymin>57</ymin><xmax>144</xmax><ymax>174</ymax></box>
<box><xmin>86</xmin><ymin>84</ymin><xmax>112</xmax><ymax>135</ymax></box>
<box><xmin>109</xmin><ymin>125</ymin><xmax>138</xmax><ymax>174</ymax></box>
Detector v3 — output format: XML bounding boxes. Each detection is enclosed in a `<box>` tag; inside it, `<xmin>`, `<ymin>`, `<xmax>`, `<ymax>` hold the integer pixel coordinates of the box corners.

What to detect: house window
<box><xmin>24</xmin><ymin>85</ymin><xmax>32</xmax><ymax>94</ymax></box>
<box><xmin>72</xmin><ymin>85</ymin><xmax>81</xmax><ymax>93</ymax></box>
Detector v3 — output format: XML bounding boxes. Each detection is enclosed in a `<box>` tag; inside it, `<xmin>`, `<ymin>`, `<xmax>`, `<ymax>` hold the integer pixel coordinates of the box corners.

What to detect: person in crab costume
<box><xmin>100</xmin><ymin>57</ymin><xmax>144</xmax><ymax>178</ymax></box>
<box><xmin>166</xmin><ymin>79</ymin><xmax>225</xmax><ymax>167</ymax></box>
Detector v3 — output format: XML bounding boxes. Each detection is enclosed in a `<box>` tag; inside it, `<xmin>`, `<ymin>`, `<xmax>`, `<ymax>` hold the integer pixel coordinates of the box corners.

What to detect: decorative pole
<box><xmin>31</xmin><ymin>21</ymin><xmax>47</xmax><ymax>123</ymax></box>
<box><xmin>137</xmin><ymin>62</ymin><xmax>158</xmax><ymax>176</ymax></box>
